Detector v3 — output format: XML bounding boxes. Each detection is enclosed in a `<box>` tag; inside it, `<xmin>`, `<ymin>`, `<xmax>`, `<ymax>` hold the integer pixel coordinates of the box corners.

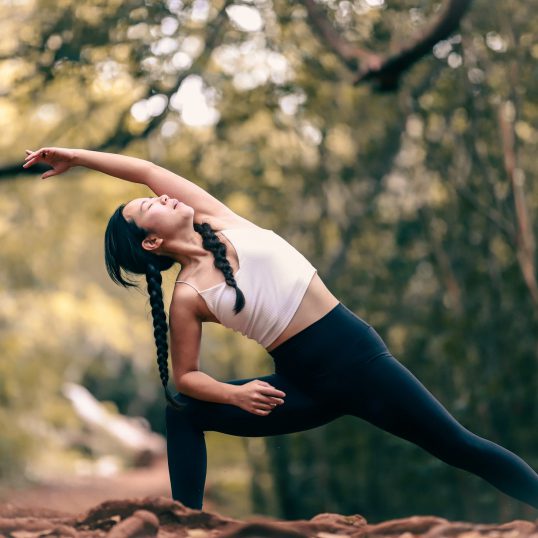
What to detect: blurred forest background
<box><xmin>1</xmin><ymin>0</ymin><xmax>537</xmax><ymax>525</ymax></box>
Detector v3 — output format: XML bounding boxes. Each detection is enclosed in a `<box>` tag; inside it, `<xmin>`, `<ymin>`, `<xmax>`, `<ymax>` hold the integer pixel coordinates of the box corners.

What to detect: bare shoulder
<box><xmin>172</xmin><ymin>280</ymin><xmax>222</xmax><ymax>323</ymax></box>
<box><xmin>170</xmin><ymin>282</ymin><xmax>203</xmax><ymax>320</ymax></box>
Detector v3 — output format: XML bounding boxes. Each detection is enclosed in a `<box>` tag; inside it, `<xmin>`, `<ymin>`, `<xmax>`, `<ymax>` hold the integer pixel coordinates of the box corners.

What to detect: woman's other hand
<box><xmin>232</xmin><ymin>380</ymin><xmax>286</xmax><ymax>416</ymax></box>
<box><xmin>22</xmin><ymin>147</ymin><xmax>76</xmax><ymax>179</ymax></box>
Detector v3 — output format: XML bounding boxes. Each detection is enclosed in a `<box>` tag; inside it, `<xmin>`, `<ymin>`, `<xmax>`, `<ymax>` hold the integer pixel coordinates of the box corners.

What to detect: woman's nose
<box><xmin>160</xmin><ymin>195</ymin><xmax>169</xmax><ymax>203</ymax></box>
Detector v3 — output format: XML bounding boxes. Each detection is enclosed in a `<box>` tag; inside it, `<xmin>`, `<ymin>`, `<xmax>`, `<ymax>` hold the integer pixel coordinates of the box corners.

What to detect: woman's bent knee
<box><xmin>165</xmin><ymin>396</ymin><xmax>202</xmax><ymax>429</ymax></box>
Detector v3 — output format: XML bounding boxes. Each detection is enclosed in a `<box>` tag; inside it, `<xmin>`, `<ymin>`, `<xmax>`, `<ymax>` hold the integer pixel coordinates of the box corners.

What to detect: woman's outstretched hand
<box><xmin>232</xmin><ymin>380</ymin><xmax>286</xmax><ymax>416</ymax></box>
<box><xmin>22</xmin><ymin>147</ymin><xmax>76</xmax><ymax>179</ymax></box>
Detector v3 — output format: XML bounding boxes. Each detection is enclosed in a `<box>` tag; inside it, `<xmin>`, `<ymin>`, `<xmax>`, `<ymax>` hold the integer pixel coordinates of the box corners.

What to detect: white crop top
<box><xmin>175</xmin><ymin>227</ymin><xmax>317</xmax><ymax>348</ymax></box>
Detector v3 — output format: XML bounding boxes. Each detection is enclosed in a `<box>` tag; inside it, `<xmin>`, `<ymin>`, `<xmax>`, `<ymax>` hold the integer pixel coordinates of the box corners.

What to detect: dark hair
<box><xmin>104</xmin><ymin>203</ymin><xmax>245</xmax><ymax>410</ymax></box>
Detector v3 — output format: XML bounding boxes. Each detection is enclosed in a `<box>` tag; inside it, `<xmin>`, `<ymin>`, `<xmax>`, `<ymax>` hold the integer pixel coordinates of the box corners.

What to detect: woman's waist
<box><xmin>266</xmin><ymin>273</ymin><xmax>340</xmax><ymax>352</ymax></box>
<box><xmin>268</xmin><ymin>294</ymin><xmax>384</xmax><ymax>365</ymax></box>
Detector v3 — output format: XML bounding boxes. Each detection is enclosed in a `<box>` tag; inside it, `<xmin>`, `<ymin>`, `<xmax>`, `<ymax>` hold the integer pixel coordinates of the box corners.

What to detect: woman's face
<box><xmin>122</xmin><ymin>194</ymin><xmax>195</xmax><ymax>244</ymax></box>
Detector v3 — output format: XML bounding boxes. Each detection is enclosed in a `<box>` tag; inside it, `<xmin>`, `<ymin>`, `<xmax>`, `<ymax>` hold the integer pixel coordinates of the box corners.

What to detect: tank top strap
<box><xmin>175</xmin><ymin>280</ymin><xmax>201</xmax><ymax>294</ymax></box>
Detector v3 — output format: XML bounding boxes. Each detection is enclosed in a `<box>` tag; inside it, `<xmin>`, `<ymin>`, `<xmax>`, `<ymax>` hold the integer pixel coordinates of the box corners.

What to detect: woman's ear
<box><xmin>142</xmin><ymin>234</ymin><xmax>163</xmax><ymax>252</ymax></box>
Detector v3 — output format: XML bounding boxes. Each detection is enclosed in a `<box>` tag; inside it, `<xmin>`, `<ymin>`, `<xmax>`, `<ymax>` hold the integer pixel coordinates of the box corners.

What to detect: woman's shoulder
<box><xmin>171</xmin><ymin>277</ymin><xmax>219</xmax><ymax>323</ymax></box>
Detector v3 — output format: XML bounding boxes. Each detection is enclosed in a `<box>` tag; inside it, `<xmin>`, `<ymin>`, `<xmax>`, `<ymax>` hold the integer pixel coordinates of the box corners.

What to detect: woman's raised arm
<box><xmin>73</xmin><ymin>148</ymin><xmax>154</xmax><ymax>184</ymax></box>
<box><xmin>23</xmin><ymin>147</ymin><xmax>236</xmax><ymax>221</ymax></box>
<box><xmin>24</xmin><ymin>147</ymin><xmax>153</xmax><ymax>184</ymax></box>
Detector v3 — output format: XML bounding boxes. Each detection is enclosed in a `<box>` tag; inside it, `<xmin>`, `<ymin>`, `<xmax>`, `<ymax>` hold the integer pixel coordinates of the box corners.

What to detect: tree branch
<box><xmin>3</xmin><ymin>0</ymin><xmax>233</xmax><ymax>181</ymax></box>
<box><xmin>300</xmin><ymin>0</ymin><xmax>377</xmax><ymax>70</ymax></box>
<box><xmin>300</xmin><ymin>0</ymin><xmax>474</xmax><ymax>91</ymax></box>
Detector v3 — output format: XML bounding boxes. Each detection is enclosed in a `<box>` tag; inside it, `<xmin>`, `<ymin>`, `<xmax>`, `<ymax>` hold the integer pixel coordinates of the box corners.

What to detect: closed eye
<box><xmin>141</xmin><ymin>198</ymin><xmax>155</xmax><ymax>211</ymax></box>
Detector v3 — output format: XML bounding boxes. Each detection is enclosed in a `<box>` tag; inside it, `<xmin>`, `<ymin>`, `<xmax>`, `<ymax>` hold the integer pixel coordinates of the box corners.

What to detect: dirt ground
<box><xmin>1</xmin><ymin>461</ymin><xmax>538</xmax><ymax>538</ymax></box>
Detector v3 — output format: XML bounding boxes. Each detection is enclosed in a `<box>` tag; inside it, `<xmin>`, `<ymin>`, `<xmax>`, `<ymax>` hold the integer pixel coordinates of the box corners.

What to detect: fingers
<box><xmin>23</xmin><ymin>148</ymin><xmax>43</xmax><ymax>168</ymax></box>
<box><xmin>259</xmin><ymin>393</ymin><xmax>284</xmax><ymax>403</ymax></box>
<box><xmin>255</xmin><ymin>379</ymin><xmax>286</xmax><ymax>396</ymax></box>
<box><xmin>248</xmin><ymin>380</ymin><xmax>286</xmax><ymax>415</ymax></box>
<box><xmin>251</xmin><ymin>400</ymin><xmax>282</xmax><ymax>415</ymax></box>
<box><xmin>24</xmin><ymin>148</ymin><xmax>43</xmax><ymax>161</ymax></box>
<box><xmin>22</xmin><ymin>157</ymin><xmax>38</xmax><ymax>168</ymax></box>
<box><xmin>256</xmin><ymin>395</ymin><xmax>283</xmax><ymax>405</ymax></box>
<box><xmin>260</xmin><ymin>387</ymin><xmax>286</xmax><ymax>398</ymax></box>
<box><xmin>250</xmin><ymin>395</ymin><xmax>282</xmax><ymax>415</ymax></box>
<box><xmin>254</xmin><ymin>399</ymin><xmax>282</xmax><ymax>415</ymax></box>
<box><xmin>253</xmin><ymin>394</ymin><xmax>285</xmax><ymax>412</ymax></box>
<box><xmin>23</xmin><ymin>148</ymin><xmax>49</xmax><ymax>163</ymax></box>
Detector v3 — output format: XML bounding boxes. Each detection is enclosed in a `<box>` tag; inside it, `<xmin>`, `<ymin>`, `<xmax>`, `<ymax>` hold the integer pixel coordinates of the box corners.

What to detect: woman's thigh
<box><xmin>276</xmin><ymin>318</ymin><xmax>466</xmax><ymax>446</ymax></box>
<box><xmin>168</xmin><ymin>372</ymin><xmax>344</xmax><ymax>437</ymax></box>
<box><xmin>338</xmin><ymin>351</ymin><xmax>473</xmax><ymax>452</ymax></box>
<box><xmin>273</xmin><ymin>318</ymin><xmax>471</xmax><ymax>452</ymax></box>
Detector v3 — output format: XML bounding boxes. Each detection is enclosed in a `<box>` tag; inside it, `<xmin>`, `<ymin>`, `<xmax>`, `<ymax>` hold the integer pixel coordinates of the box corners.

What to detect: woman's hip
<box><xmin>269</xmin><ymin>303</ymin><xmax>389</xmax><ymax>386</ymax></box>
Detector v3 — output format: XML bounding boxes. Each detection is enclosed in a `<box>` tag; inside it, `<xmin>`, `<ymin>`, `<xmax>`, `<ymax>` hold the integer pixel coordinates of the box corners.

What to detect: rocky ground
<box><xmin>1</xmin><ymin>498</ymin><xmax>537</xmax><ymax>538</ymax></box>
<box><xmin>1</xmin><ymin>457</ymin><xmax>537</xmax><ymax>537</ymax></box>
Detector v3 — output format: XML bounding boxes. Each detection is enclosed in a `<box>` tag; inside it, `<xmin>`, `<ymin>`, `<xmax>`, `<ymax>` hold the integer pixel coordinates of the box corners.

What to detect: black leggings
<box><xmin>165</xmin><ymin>302</ymin><xmax>538</xmax><ymax>510</ymax></box>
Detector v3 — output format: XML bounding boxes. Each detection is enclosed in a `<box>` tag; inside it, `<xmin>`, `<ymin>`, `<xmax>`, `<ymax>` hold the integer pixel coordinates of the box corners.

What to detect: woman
<box><xmin>23</xmin><ymin>147</ymin><xmax>538</xmax><ymax>511</ymax></box>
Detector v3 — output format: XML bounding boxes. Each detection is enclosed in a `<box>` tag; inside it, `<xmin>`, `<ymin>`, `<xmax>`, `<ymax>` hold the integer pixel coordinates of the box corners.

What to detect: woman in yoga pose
<box><xmin>23</xmin><ymin>146</ymin><xmax>538</xmax><ymax>511</ymax></box>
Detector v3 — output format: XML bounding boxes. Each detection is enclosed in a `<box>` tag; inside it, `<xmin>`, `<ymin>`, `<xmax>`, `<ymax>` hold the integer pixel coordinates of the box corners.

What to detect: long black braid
<box><xmin>104</xmin><ymin>203</ymin><xmax>245</xmax><ymax>411</ymax></box>
<box><xmin>145</xmin><ymin>263</ymin><xmax>182</xmax><ymax>409</ymax></box>
<box><xmin>193</xmin><ymin>222</ymin><xmax>245</xmax><ymax>314</ymax></box>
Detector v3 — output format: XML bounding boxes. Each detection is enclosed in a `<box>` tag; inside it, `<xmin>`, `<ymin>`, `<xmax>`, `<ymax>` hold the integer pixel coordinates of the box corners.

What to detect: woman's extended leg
<box><xmin>333</xmin><ymin>334</ymin><xmax>538</xmax><ymax>509</ymax></box>
<box><xmin>165</xmin><ymin>372</ymin><xmax>343</xmax><ymax>509</ymax></box>
<box><xmin>269</xmin><ymin>303</ymin><xmax>538</xmax><ymax>509</ymax></box>
<box><xmin>370</xmin><ymin>357</ymin><xmax>538</xmax><ymax>507</ymax></box>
